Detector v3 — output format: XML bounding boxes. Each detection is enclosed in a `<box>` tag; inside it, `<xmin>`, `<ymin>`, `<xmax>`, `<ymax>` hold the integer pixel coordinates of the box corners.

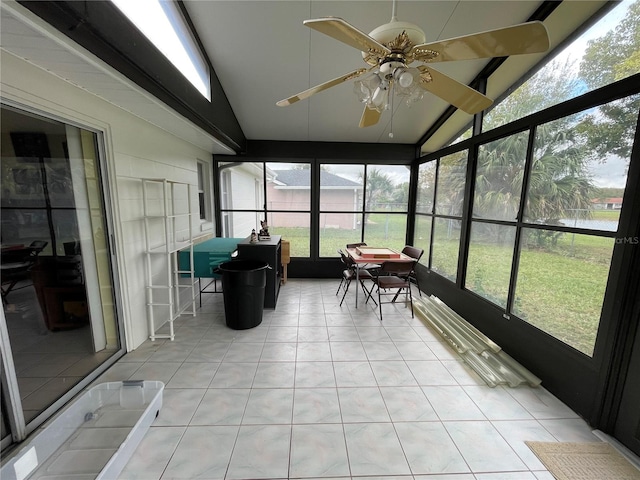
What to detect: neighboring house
<box><xmin>219</xmin><ymin>162</ymin><xmax>276</xmax><ymax>237</ymax></box>
<box><xmin>592</xmin><ymin>197</ymin><xmax>623</xmax><ymax>210</ymax></box>
<box><xmin>267</xmin><ymin>169</ymin><xmax>362</xmax><ymax>229</ymax></box>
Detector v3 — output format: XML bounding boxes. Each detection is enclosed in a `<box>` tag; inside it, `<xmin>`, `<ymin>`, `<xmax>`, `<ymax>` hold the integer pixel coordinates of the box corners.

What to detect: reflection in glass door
<box><xmin>0</xmin><ymin>105</ymin><xmax>121</xmax><ymax>449</ymax></box>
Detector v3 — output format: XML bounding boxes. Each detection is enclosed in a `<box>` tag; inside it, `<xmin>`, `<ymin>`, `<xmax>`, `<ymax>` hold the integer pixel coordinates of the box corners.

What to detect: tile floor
<box><xmin>107</xmin><ymin>279</ymin><xmax>603</xmax><ymax>480</ymax></box>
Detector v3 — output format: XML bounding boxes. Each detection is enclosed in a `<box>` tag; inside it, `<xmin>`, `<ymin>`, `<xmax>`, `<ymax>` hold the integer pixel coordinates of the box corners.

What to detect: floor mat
<box><xmin>526</xmin><ymin>441</ymin><xmax>640</xmax><ymax>480</ymax></box>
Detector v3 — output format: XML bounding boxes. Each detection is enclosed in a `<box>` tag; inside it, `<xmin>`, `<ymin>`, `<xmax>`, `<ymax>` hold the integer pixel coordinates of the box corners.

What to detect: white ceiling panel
<box><xmin>3</xmin><ymin>0</ymin><xmax>609</xmax><ymax>153</ymax></box>
<box><xmin>185</xmin><ymin>0</ymin><xmax>557</xmax><ymax>146</ymax></box>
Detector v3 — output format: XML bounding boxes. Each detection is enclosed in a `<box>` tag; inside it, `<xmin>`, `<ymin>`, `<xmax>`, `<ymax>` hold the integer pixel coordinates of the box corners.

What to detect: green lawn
<box><xmin>272</xmin><ymin>213</ymin><xmax>408</xmax><ymax>258</ymax></box>
<box><xmin>441</xmin><ymin>230</ymin><xmax>613</xmax><ymax>356</ymax></box>
<box><xmin>274</xmin><ymin>217</ymin><xmax>613</xmax><ymax>356</ymax></box>
<box><xmin>591</xmin><ymin>209</ymin><xmax>620</xmax><ymax>221</ymax></box>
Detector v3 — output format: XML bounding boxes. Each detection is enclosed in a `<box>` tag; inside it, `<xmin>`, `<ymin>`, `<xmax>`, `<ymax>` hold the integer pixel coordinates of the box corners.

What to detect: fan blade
<box><xmin>304</xmin><ymin>17</ymin><xmax>390</xmax><ymax>58</ymax></box>
<box><xmin>410</xmin><ymin>21</ymin><xmax>549</xmax><ymax>63</ymax></box>
<box><xmin>276</xmin><ymin>68</ymin><xmax>368</xmax><ymax>106</ymax></box>
<box><xmin>417</xmin><ymin>66</ymin><xmax>492</xmax><ymax>114</ymax></box>
<box><xmin>359</xmin><ymin>106</ymin><xmax>381</xmax><ymax>128</ymax></box>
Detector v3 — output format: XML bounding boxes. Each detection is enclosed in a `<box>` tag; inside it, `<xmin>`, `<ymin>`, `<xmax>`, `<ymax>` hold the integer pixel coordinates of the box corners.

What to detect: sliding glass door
<box><xmin>0</xmin><ymin>104</ymin><xmax>122</xmax><ymax>449</ymax></box>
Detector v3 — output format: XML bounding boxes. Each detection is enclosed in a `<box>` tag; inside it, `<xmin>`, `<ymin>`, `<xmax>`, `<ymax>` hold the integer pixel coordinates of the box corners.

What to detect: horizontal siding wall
<box><xmin>1</xmin><ymin>50</ymin><xmax>213</xmax><ymax>350</ymax></box>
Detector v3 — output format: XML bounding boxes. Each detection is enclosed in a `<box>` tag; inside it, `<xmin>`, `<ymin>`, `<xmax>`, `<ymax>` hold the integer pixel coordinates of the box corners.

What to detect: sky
<box><xmin>556</xmin><ymin>0</ymin><xmax>632</xmax><ymax>67</ymax></box>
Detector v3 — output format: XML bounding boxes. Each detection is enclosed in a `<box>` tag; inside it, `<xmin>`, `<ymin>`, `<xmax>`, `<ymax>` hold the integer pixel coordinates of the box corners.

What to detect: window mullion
<box><xmin>506</xmin><ymin>126</ymin><xmax>537</xmax><ymax>315</ymax></box>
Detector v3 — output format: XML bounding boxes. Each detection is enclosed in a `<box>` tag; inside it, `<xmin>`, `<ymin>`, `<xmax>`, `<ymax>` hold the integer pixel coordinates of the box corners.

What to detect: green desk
<box><xmin>179</xmin><ymin>237</ymin><xmax>243</xmax><ymax>304</ymax></box>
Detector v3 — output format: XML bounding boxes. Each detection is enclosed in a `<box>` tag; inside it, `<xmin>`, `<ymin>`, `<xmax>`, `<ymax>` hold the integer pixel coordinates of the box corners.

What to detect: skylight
<box><xmin>111</xmin><ymin>0</ymin><xmax>210</xmax><ymax>100</ymax></box>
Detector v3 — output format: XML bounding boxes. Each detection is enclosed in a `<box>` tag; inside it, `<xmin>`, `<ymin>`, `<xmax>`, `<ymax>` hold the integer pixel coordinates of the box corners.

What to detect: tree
<box><xmin>416</xmin><ymin>161</ymin><xmax>436</xmax><ymax>213</ymax></box>
<box><xmin>483</xmin><ymin>56</ymin><xmax>582</xmax><ymax>131</ymax></box>
<box><xmin>363</xmin><ymin>168</ymin><xmax>394</xmax><ymax>211</ymax></box>
<box><xmin>474</xmin><ymin>131</ymin><xmax>528</xmax><ymax>222</ymax></box>
<box><xmin>391</xmin><ymin>182</ymin><xmax>409</xmax><ymax>208</ymax></box>
<box><xmin>577</xmin><ymin>0</ymin><xmax>640</xmax><ymax>160</ymax></box>
<box><xmin>527</xmin><ymin>122</ymin><xmax>595</xmax><ymax>223</ymax></box>
<box><xmin>471</xmin><ymin>1</ymin><xmax>640</xmax><ymax>243</ymax></box>
<box><xmin>579</xmin><ymin>1</ymin><xmax>640</xmax><ymax>87</ymax></box>
<box><xmin>435</xmin><ymin>151</ymin><xmax>467</xmax><ymax>217</ymax></box>
<box><xmin>472</xmin><ymin>118</ymin><xmax>595</xmax><ymax>247</ymax></box>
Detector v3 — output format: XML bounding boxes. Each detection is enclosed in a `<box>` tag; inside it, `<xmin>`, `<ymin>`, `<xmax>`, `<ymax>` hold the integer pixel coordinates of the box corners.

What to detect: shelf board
<box><xmin>147</xmin><ymin>241</ymin><xmax>192</xmax><ymax>254</ymax></box>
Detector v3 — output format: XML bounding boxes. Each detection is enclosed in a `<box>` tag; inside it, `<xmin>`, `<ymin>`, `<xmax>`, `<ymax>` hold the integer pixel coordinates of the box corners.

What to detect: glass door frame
<box><xmin>0</xmin><ymin>100</ymin><xmax>127</xmax><ymax>448</ymax></box>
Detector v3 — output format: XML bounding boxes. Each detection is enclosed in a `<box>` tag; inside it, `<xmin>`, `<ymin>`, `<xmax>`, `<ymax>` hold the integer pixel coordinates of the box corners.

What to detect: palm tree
<box><xmin>472</xmin><ymin>118</ymin><xmax>595</xmax><ymax>247</ymax></box>
<box><xmin>473</xmin><ymin>131</ymin><xmax>528</xmax><ymax>222</ymax></box>
<box><xmin>527</xmin><ymin>120</ymin><xmax>595</xmax><ymax>224</ymax></box>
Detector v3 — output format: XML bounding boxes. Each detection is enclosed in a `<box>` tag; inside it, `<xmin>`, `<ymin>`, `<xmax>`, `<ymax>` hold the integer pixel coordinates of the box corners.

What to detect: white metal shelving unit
<box><xmin>142</xmin><ymin>178</ymin><xmax>197</xmax><ymax>341</ymax></box>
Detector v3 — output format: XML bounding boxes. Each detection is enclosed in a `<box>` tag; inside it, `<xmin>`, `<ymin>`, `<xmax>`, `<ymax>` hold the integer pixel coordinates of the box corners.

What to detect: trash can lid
<box><xmin>217</xmin><ymin>260</ymin><xmax>269</xmax><ymax>272</ymax></box>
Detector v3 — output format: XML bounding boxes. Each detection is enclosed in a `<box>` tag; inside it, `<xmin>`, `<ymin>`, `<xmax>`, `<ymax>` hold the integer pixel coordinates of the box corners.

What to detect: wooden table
<box><xmin>346</xmin><ymin>247</ymin><xmax>416</xmax><ymax>308</ymax></box>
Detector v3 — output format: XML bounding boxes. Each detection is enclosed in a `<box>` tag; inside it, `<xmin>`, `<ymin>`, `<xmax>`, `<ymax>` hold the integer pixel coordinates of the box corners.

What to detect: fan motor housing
<box><xmin>369</xmin><ymin>19</ymin><xmax>426</xmax><ymax>46</ymax></box>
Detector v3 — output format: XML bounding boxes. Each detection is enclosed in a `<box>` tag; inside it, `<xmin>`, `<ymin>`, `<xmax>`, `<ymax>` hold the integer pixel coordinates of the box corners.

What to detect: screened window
<box><xmin>413</xmin><ymin>216</ymin><xmax>432</xmax><ymax>267</ymax></box>
<box><xmin>483</xmin><ymin>0</ymin><xmax>638</xmax><ymax>131</ymax></box>
<box><xmin>524</xmin><ymin>96</ymin><xmax>638</xmax><ymax>232</ymax></box>
<box><xmin>514</xmin><ymin>230</ymin><xmax>615</xmax><ymax>355</ymax></box>
<box><xmin>266</xmin><ymin>163</ymin><xmax>311</xmax><ymax>258</ymax></box>
<box><xmin>414</xmin><ymin>161</ymin><xmax>436</xmax><ymax>266</ymax></box>
<box><xmin>473</xmin><ymin>132</ymin><xmax>528</xmax><ymax>222</ymax></box>
<box><xmin>430</xmin><ymin>151</ymin><xmax>468</xmax><ymax>281</ymax></box>
<box><xmin>512</xmin><ymin>93</ymin><xmax>639</xmax><ymax>356</ymax></box>
<box><xmin>416</xmin><ymin>161</ymin><xmax>436</xmax><ymax>214</ymax></box>
<box><xmin>218</xmin><ymin>162</ymin><xmax>264</xmax><ymax>238</ymax></box>
<box><xmin>435</xmin><ymin>152</ymin><xmax>467</xmax><ymax>217</ymax></box>
<box><xmin>319</xmin><ymin>164</ymin><xmax>410</xmax><ymax>256</ymax></box>
<box><xmin>318</xmin><ymin>164</ymin><xmax>363</xmax><ymax>257</ymax></box>
<box><xmin>466</xmin><ymin>224</ymin><xmax>517</xmax><ymax>308</ymax></box>
<box><xmin>363</xmin><ymin>165</ymin><xmax>410</xmax><ymax>252</ymax></box>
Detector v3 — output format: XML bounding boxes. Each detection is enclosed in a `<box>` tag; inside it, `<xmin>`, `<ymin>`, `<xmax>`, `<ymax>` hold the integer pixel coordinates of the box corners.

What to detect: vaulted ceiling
<box><xmin>1</xmin><ymin>1</ymin><xmax>611</xmax><ymax>155</ymax></box>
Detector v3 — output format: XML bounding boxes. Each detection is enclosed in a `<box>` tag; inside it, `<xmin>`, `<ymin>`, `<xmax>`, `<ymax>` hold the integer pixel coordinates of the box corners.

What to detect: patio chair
<box><xmin>373</xmin><ymin>260</ymin><xmax>415</xmax><ymax>320</ymax></box>
<box><xmin>336</xmin><ymin>249</ymin><xmax>376</xmax><ymax>307</ymax></box>
<box><xmin>399</xmin><ymin>245</ymin><xmax>424</xmax><ymax>296</ymax></box>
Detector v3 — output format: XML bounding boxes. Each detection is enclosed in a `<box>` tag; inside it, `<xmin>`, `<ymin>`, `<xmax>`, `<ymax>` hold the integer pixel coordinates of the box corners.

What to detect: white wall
<box><xmin>221</xmin><ymin>163</ymin><xmax>263</xmax><ymax>237</ymax></box>
<box><xmin>1</xmin><ymin>51</ymin><xmax>215</xmax><ymax>350</ymax></box>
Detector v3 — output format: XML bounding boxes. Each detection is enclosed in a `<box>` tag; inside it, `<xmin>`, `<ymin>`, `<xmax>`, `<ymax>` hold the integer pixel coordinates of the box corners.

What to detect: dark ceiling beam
<box><xmin>18</xmin><ymin>0</ymin><xmax>246</xmax><ymax>153</ymax></box>
<box><xmin>241</xmin><ymin>140</ymin><xmax>416</xmax><ymax>162</ymax></box>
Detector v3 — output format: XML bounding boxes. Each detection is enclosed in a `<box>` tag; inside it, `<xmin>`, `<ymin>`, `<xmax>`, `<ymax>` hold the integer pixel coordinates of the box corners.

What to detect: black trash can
<box><xmin>216</xmin><ymin>260</ymin><xmax>269</xmax><ymax>330</ymax></box>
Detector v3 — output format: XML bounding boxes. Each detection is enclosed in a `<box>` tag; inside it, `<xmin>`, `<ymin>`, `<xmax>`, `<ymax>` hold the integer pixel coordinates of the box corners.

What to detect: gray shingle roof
<box><xmin>272</xmin><ymin>169</ymin><xmax>361</xmax><ymax>187</ymax></box>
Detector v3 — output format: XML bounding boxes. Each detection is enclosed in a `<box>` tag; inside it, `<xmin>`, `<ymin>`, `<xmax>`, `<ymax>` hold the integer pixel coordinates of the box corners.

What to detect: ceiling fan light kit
<box><xmin>277</xmin><ymin>2</ymin><xmax>550</xmax><ymax>129</ymax></box>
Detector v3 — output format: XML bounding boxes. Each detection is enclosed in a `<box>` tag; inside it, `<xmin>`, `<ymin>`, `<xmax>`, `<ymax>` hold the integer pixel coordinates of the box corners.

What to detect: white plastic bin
<box><xmin>1</xmin><ymin>380</ymin><xmax>164</xmax><ymax>480</ymax></box>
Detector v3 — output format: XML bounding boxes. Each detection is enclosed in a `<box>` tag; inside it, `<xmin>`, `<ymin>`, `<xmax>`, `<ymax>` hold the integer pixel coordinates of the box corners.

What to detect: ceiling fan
<box><xmin>276</xmin><ymin>2</ymin><xmax>550</xmax><ymax>128</ymax></box>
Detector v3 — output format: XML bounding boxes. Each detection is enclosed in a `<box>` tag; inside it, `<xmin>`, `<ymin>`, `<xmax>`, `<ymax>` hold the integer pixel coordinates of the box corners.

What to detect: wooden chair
<box><xmin>373</xmin><ymin>260</ymin><xmax>415</xmax><ymax>320</ymax></box>
<box><xmin>336</xmin><ymin>249</ymin><xmax>376</xmax><ymax>306</ymax></box>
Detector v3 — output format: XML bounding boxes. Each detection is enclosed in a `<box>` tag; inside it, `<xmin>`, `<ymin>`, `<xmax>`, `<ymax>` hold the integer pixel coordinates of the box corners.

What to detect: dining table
<box><xmin>345</xmin><ymin>246</ymin><xmax>416</xmax><ymax>308</ymax></box>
